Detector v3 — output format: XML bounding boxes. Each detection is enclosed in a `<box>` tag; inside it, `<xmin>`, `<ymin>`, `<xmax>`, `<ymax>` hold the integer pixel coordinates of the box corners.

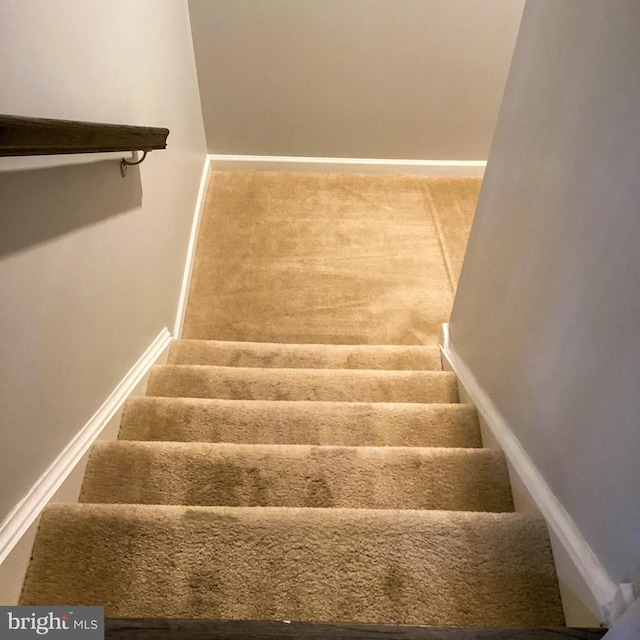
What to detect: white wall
<box><xmin>0</xmin><ymin>0</ymin><xmax>206</xmax><ymax>524</ymax></box>
<box><xmin>188</xmin><ymin>0</ymin><xmax>523</xmax><ymax>160</ymax></box>
<box><xmin>450</xmin><ymin>0</ymin><xmax>640</xmax><ymax>601</ymax></box>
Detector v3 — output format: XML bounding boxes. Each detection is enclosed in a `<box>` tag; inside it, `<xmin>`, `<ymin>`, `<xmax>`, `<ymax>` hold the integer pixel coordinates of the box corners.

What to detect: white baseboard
<box><xmin>208</xmin><ymin>154</ymin><xmax>486</xmax><ymax>177</ymax></box>
<box><xmin>0</xmin><ymin>328</ymin><xmax>172</xmax><ymax>604</ymax></box>
<box><xmin>440</xmin><ymin>323</ymin><xmax>629</xmax><ymax>626</ymax></box>
<box><xmin>174</xmin><ymin>156</ymin><xmax>212</xmax><ymax>338</ymax></box>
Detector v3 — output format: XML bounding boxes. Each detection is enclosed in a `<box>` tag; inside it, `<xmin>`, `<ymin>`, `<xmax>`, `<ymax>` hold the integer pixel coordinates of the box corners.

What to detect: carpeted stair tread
<box><xmin>80</xmin><ymin>441</ymin><xmax>513</xmax><ymax>512</ymax></box>
<box><xmin>21</xmin><ymin>504</ymin><xmax>564</xmax><ymax>626</ymax></box>
<box><xmin>119</xmin><ymin>397</ymin><xmax>482</xmax><ymax>448</ymax></box>
<box><xmin>146</xmin><ymin>365</ymin><xmax>458</xmax><ymax>403</ymax></box>
<box><xmin>168</xmin><ymin>339</ymin><xmax>443</xmax><ymax>370</ymax></box>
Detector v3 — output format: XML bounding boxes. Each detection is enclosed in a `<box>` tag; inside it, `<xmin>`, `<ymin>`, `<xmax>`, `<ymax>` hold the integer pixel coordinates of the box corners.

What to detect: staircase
<box><xmin>20</xmin><ymin>172</ymin><xmax>566</xmax><ymax>628</ymax></box>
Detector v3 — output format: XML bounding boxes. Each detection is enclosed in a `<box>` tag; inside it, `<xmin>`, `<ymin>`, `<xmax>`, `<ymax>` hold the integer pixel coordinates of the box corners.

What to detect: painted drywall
<box><xmin>188</xmin><ymin>0</ymin><xmax>524</xmax><ymax>160</ymax></box>
<box><xmin>450</xmin><ymin>0</ymin><xmax>640</xmax><ymax>596</ymax></box>
<box><xmin>605</xmin><ymin>595</ymin><xmax>640</xmax><ymax>639</ymax></box>
<box><xmin>0</xmin><ymin>0</ymin><xmax>206</xmax><ymax>524</ymax></box>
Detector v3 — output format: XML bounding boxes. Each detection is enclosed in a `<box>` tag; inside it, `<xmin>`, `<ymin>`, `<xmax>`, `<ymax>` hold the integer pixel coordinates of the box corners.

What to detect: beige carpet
<box><xmin>182</xmin><ymin>172</ymin><xmax>481</xmax><ymax>345</ymax></box>
<box><xmin>21</xmin><ymin>172</ymin><xmax>564</xmax><ymax>627</ymax></box>
<box><xmin>168</xmin><ymin>340</ymin><xmax>443</xmax><ymax>370</ymax></box>
<box><xmin>80</xmin><ymin>441</ymin><xmax>513</xmax><ymax>511</ymax></box>
<box><xmin>22</xmin><ymin>505</ymin><xmax>562</xmax><ymax>626</ymax></box>
<box><xmin>118</xmin><ymin>398</ymin><xmax>483</xmax><ymax>448</ymax></box>
<box><xmin>146</xmin><ymin>365</ymin><xmax>459</xmax><ymax>403</ymax></box>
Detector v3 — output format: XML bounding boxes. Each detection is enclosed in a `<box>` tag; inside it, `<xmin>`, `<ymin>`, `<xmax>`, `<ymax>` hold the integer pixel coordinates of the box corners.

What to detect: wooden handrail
<box><xmin>0</xmin><ymin>114</ymin><xmax>169</xmax><ymax>157</ymax></box>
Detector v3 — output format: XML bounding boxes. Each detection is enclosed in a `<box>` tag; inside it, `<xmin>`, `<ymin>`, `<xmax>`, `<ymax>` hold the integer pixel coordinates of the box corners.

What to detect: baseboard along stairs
<box><xmin>19</xmin><ymin>172</ymin><xmax>603</xmax><ymax>636</ymax></box>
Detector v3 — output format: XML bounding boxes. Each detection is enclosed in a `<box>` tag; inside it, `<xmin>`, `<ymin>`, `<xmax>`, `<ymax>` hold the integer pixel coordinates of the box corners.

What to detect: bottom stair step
<box><xmin>22</xmin><ymin>504</ymin><xmax>564</xmax><ymax>626</ymax></box>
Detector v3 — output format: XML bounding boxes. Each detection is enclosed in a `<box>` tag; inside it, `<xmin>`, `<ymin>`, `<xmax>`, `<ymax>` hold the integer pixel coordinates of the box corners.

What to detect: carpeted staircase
<box><xmin>20</xmin><ymin>172</ymin><xmax>565</xmax><ymax>627</ymax></box>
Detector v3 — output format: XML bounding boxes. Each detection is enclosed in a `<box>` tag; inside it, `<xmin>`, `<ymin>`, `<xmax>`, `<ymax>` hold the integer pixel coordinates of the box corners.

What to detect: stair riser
<box><xmin>147</xmin><ymin>366</ymin><xmax>459</xmax><ymax>403</ymax></box>
<box><xmin>168</xmin><ymin>340</ymin><xmax>442</xmax><ymax>370</ymax></box>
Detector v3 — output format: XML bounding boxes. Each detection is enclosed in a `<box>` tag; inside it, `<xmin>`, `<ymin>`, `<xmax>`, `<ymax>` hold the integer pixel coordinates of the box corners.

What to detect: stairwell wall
<box><xmin>0</xmin><ymin>0</ymin><xmax>206</xmax><ymax>534</ymax></box>
<box><xmin>450</xmin><ymin>0</ymin><xmax>640</xmax><ymax>614</ymax></box>
<box><xmin>188</xmin><ymin>0</ymin><xmax>524</xmax><ymax>161</ymax></box>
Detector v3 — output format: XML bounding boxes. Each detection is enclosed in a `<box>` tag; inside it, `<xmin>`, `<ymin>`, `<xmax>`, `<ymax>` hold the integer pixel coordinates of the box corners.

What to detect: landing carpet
<box><xmin>182</xmin><ymin>172</ymin><xmax>480</xmax><ymax>345</ymax></box>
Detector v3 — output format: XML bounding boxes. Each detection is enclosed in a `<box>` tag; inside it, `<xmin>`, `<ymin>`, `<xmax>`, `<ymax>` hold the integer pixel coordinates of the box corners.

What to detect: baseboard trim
<box><xmin>174</xmin><ymin>157</ymin><xmax>211</xmax><ymax>338</ymax></box>
<box><xmin>440</xmin><ymin>324</ymin><xmax>622</xmax><ymax>625</ymax></box>
<box><xmin>208</xmin><ymin>154</ymin><xmax>487</xmax><ymax>177</ymax></box>
<box><xmin>0</xmin><ymin>328</ymin><xmax>172</xmax><ymax>567</ymax></box>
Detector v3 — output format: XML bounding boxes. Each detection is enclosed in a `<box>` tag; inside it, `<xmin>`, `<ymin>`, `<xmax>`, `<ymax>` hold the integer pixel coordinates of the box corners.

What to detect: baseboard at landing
<box><xmin>208</xmin><ymin>154</ymin><xmax>487</xmax><ymax>177</ymax></box>
<box><xmin>174</xmin><ymin>156</ymin><xmax>212</xmax><ymax>338</ymax></box>
<box><xmin>0</xmin><ymin>328</ymin><xmax>172</xmax><ymax>605</ymax></box>
<box><xmin>439</xmin><ymin>324</ymin><xmax>628</xmax><ymax>628</ymax></box>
